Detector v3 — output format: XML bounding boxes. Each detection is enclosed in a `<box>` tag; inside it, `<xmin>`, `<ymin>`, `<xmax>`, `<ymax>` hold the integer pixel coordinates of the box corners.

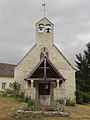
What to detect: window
<box><xmin>46</xmin><ymin>24</ymin><xmax>51</xmax><ymax>33</ymax></box>
<box><xmin>40</xmin><ymin>47</ymin><xmax>49</xmax><ymax>60</ymax></box>
<box><xmin>38</xmin><ymin>24</ymin><xmax>44</xmax><ymax>33</ymax></box>
<box><xmin>2</xmin><ymin>82</ymin><xmax>6</xmax><ymax>90</ymax></box>
<box><xmin>40</xmin><ymin>52</ymin><xmax>44</xmax><ymax>59</ymax></box>
<box><xmin>45</xmin><ymin>52</ymin><xmax>48</xmax><ymax>58</ymax></box>
<box><xmin>40</xmin><ymin>51</ymin><xmax>49</xmax><ymax>59</ymax></box>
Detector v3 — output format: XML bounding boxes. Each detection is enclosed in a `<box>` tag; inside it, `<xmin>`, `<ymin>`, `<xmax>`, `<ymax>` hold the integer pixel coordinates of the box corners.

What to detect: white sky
<box><xmin>0</xmin><ymin>0</ymin><xmax>90</xmax><ymax>67</ymax></box>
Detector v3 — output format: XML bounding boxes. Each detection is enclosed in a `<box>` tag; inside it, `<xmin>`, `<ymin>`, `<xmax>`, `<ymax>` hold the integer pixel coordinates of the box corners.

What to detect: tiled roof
<box><xmin>0</xmin><ymin>63</ymin><xmax>16</xmax><ymax>77</ymax></box>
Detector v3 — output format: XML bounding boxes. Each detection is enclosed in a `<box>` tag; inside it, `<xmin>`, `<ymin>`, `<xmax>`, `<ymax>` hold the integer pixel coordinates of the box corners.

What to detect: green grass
<box><xmin>0</xmin><ymin>92</ymin><xmax>90</xmax><ymax>120</ymax></box>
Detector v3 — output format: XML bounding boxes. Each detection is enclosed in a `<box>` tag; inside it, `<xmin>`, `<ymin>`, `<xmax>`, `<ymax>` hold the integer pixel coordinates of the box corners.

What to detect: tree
<box><xmin>75</xmin><ymin>42</ymin><xmax>90</xmax><ymax>104</ymax></box>
<box><xmin>75</xmin><ymin>42</ymin><xmax>90</xmax><ymax>92</ymax></box>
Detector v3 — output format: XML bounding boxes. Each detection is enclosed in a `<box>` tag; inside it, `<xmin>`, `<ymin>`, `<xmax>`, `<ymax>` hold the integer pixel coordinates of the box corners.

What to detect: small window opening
<box><xmin>39</xmin><ymin>24</ymin><xmax>44</xmax><ymax>33</ymax></box>
<box><xmin>40</xmin><ymin>52</ymin><xmax>44</xmax><ymax>59</ymax></box>
<box><xmin>40</xmin><ymin>51</ymin><xmax>49</xmax><ymax>59</ymax></box>
<box><xmin>40</xmin><ymin>47</ymin><xmax>49</xmax><ymax>60</ymax></box>
<box><xmin>2</xmin><ymin>82</ymin><xmax>6</xmax><ymax>90</ymax></box>
<box><xmin>46</xmin><ymin>24</ymin><xmax>51</xmax><ymax>33</ymax></box>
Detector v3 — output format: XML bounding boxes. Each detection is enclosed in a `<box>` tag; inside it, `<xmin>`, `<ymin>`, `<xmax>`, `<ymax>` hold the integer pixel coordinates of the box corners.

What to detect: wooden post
<box><xmin>31</xmin><ymin>80</ymin><xmax>34</xmax><ymax>88</ymax></box>
<box><xmin>44</xmin><ymin>58</ymin><xmax>46</xmax><ymax>80</ymax></box>
<box><xmin>57</xmin><ymin>80</ymin><xmax>59</xmax><ymax>88</ymax></box>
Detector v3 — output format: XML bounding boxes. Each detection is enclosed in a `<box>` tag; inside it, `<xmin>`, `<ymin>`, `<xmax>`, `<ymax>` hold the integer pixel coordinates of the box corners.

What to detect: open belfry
<box><xmin>14</xmin><ymin>17</ymin><xmax>76</xmax><ymax>105</ymax></box>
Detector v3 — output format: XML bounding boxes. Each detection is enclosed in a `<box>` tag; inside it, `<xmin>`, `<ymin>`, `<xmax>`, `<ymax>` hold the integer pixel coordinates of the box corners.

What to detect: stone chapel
<box><xmin>14</xmin><ymin>17</ymin><xmax>76</xmax><ymax>105</ymax></box>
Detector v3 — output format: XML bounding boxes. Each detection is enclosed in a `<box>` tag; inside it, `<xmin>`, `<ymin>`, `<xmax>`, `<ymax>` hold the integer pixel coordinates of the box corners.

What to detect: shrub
<box><xmin>2</xmin><ymin>81</ymin><xmax>22</xmax><ymax>98</ymax></box>
<box><xmin>2</xmin><ymin>88</ymin><xmax>14</xmax><ymax>97</ymax></box>
<box><xmin>56</xmin><ymin>99</ymin><xmax>65</xmax><ymax>104</ymax></box>
<box><xmin>28</xmin><ymin>99</ymin><xmax>36</xmax><ymax>108</ymax></box>
<box><xmin>66</xmin><ymin>99</ymin><xmax>76</xmax><ymax>106</ymax></box>
<box><xmin>9</xmin><ymin>81</ymin><xmax>21</xmax><ymax>97</ymax></box>
<box><xmin>82</xmin><ymin>92</ymin><xmax>90</xmax><ymax>103</ymax></box>
<box><xmin>76</xmin><ymin>89</ymin><xmax>90</xmax><ymax>104</ymax></box>
<box><xmin>76</xmin><ymin>89</ymin><xmax>83</xmax><ymax>104</ymax></box>
<box><xmin>16</xmin><ymin>113</ymin><xmax>44</xmax><ymax>119</ymax></box>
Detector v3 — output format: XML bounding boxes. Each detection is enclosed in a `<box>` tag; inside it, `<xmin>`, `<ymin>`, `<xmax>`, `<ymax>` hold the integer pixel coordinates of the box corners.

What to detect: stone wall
<box><xmin>25</xmin><ymin>88</ymin><xmax>36</xmax><ymax>99</ymax></box>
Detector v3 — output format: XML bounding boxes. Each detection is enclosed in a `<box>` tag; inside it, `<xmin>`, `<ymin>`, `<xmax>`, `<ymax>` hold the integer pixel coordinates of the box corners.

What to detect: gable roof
<box><xmin>26</xmin><ymin>56</ymin><xmax>66</xmax><ymax>81</ymax></box>
<box><xmin>0</xmin><ymin>63</ymin><xmax>16</xmax><ymax>77</ymax></box>
<box><xmin>53</xmin><ymin>44</ymin><xmax>76</xmax><ymax>71</ymax></box>
<box><xmin>36</xmin><ymin>17</ymin><xmax>54</xmax><ymax>26</ymax></box>
<box><xmin>16</xmin><ymin>44</ymin><xmax>36</xmax><ymax>67</ymax></box>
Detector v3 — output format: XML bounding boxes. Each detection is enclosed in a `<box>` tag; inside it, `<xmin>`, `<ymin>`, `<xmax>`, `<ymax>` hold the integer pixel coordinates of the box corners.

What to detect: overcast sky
<box><xmin>0</xmin><ymin>0</ymin><xmax>90</xmax><ymax>67</ymax></box>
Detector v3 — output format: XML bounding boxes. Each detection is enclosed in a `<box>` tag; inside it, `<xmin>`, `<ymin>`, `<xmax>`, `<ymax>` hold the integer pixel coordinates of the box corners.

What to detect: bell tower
<box><xmin>36</xmin><ymin>17</ymin><xmax>54</xmax><ymax>46</ymax></box>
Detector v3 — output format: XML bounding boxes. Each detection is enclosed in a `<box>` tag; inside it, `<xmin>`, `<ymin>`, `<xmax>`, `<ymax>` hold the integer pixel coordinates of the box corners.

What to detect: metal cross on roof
<box><xmin>41</xmin><ymin>3</ymin><xmax>48</xmax><ymax>17</ymax></box>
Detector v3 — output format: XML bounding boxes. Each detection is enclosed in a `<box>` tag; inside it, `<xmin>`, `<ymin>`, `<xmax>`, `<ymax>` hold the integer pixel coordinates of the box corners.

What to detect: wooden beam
<box><xmin>26</xmin><ymin>78</ymin><xmax>62</xmax><ymax>81</ymax></box>
<box><xmin>39</xmin><ymin>67</ymin><xmax>51</xmax><ymax>69</ymax></box>
<box><xmin>44</xmin><ymin>58</ymin><xmax>46</xmax><ymax>80</ymax></box>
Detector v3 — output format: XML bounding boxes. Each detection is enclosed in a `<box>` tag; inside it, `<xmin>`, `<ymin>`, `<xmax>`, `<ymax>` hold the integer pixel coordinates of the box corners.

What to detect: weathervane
<box><xmin>41</xmin><ymin>3</ymin><xmax>48</xmax><ymax>17</ymax></box>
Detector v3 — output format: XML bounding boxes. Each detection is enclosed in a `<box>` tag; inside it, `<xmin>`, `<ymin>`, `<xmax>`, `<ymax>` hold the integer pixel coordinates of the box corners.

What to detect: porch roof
<box><xmin>25</xmin><ymin>56</ymin><xmax>66</xmax><ymax>82</ymax></box>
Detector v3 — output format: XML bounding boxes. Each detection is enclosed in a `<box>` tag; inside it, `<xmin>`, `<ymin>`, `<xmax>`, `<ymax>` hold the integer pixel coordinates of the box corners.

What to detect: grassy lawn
<box><xmin>0</xmin><ymin>92</ymin><xmax>90</xmax><ymax>120</ymax></box>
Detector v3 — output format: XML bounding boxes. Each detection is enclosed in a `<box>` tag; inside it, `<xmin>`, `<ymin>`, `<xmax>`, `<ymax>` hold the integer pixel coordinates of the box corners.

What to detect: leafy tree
<box><xmin>75</xmin><ymin>42</ymin><xmax>90</xmax><ymax>104</ymax></box>
<box><xmin>75</xmin><ymin>42</ymin><xmax>90</xmax><ymax>92</ymax></box>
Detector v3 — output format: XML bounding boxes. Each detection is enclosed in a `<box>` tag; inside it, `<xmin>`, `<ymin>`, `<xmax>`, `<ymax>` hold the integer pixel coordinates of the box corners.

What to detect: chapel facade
<box><xmin>14</xmin><ymin>17</ymin><xmax>76</xmax><ymax>105</ymax></box>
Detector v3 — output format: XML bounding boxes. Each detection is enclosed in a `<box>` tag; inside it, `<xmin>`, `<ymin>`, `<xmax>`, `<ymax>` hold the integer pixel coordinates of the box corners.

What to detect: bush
<box><xmin>56</xmin><ymin>99</ymin><xmax>65</xmax><ymax>104</ymax></box>
<box><xmin>28</xmin><ymin>99</ymin><xmax>36</xmax><ymax>108</ymax></box>
<box><xmin>9</xmin><ymin>81</ymin><xmax>21</xmax><ymax>97</ymax></box>
<box><xmin>82</xmin><ymin>92</ymin><xmax>90</xmax><ymax>103</ymax></box>
<box><xmin>2</xmin><ymin>83</ymin><xmax>32</xmax><ymax>103</ymax></box>
<box><xmin>16</xmin><ymin>113</ymin><xmax>44</xmax><ymax>119</ymax></box>
<box><xmin>66</xmin><ymin>99</ymin><xmax>76</xmax><ymax>106</ymax></box>
<box><xmin>76</xmin><ymin>89</ymin><xmax>83</xmax><ymax>104</ymax></box>
<box><xmin>76</xmin><ymin>89</ymin><xmax>90</xmax><ymax>104</ymax></box>
<box><xmin>2</xmin><ymin>88</ymin><xmax>14</xmax><ymax>97</ymax></box>
<box><xmin>2</xmin><ymin>81</ymin><xmax>22</xmax><ymax>98</ymax></box>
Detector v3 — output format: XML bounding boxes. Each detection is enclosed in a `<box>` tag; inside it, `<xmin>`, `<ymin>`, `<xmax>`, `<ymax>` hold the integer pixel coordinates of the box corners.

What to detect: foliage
<box><xmin>56</xmin><ymin>99</ymin><xmax>65</xmax><ymax>105</ymax></box>
<box><xmin>15</xmin><ymin>113</ymin><xmax>44</xmax><ymax>119</ymax></box>
<box><xmin>75</xmin><ymin>42</ymin><xmax>90</xmax><ymax>103</ymax></box>
<box><xmin>2</xmin><ymin>81</ymin><xmax>32</xmax><ymax>103</ymax></box>
<box><xmin>2</xmin><ymin>81</ymin><xmax>21</xmax><ymax>98</ymax></box>
<box><xmin>9</xmin><ymin>81</ymin><xmax>21</xmax><ymax>97</ymax></box>
<box><xmin>2</xmin><ymin>88</ymin><xmax>14</xmax><ymax>97</ymax></box>
<box><xmin>76</xmin><ymin>89</ymin><xmax>90</xmax><ymax>104</ymax></box>
<box><xmin>76</xmin><ymin>89</ymin><xmax>83</xmax><ymax>104</ymax></box>
<box><xmin>66</xmin><ymin>99</ymin><xmax>76</xmax><ymax>106</ymax></box>
<box><xmin>23</xmin><ymin>96</ymin><xmax>31</xmax><ymax>103</ymax></box>
<box><xmin>27</xmin><ymin>99</ymin><xmax>36</xmax><ymax>108</ymax></box>
<box><xmin>82</xmin><ymin>92</ymin><xmax>90</xmax><ymax>103</ymax></box>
